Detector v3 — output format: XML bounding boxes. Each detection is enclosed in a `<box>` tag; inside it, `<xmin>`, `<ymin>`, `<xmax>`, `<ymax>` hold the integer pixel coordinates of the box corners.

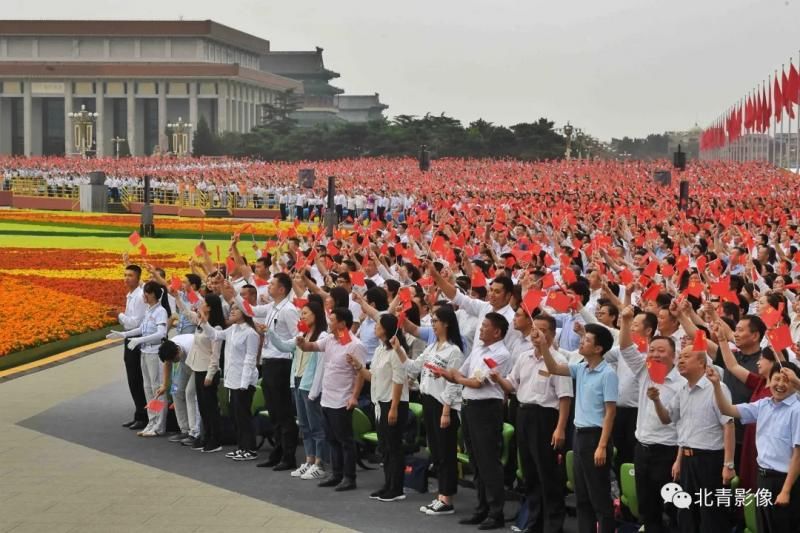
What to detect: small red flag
<box><xmin>226</xmin><ymin>257</ymin><xmax>236</xmax><ymax>275</ymax></box>
<box><xmin>761</xmin><ymin>303</ymin><xmax>784</xmax><ymax>329</ymax></box>
<box><xmin>631</xmin><ymin>333</ymin><xmax>648</xmax><ymax>352</ymax></box>
<box><xmin>646</xmin><ymin>359</ymin><xmax>668</xmax><ymax>385</ymax></box>
<box><xmin>194</xmin><ymin>244</ymin><xmax>205</xmax><ymax>258</ymax></box>
<box><xmin>522</xmin><ymin>290</ymin><xmax>544</xmax><ymax>317</ymax></box>
<box><xmin>297</xmin><ymin>320</ymin><xmax>310</xmax><ymax>334</ymax></box>
<box><xmin>293</xmin><ymin>298</ymin><xmax>308</xmax><ymax>309</ymax></box>
<box><xmin>483</xmin><ymin>357</ymin><xmax>498</xmax><ymax>369</ymax></box>
<box><xmin>138</xmin><ymin>243</ymin><xmax>148</xmax><ymax>257</ymax></box>
<box><xmin>471</xmin><ymin>269</ymin><xmax>487</xmax><ymax>288</ymax></box>
<box><xmin>241</xmin><ymin>299</ymin><xmax>255</xmax><ymax>317</ymax></box>
<box><xmin>692</xmin><ymin>330</ymin><xmax>707</xmax><ymax>352</ymax></box>
<box><xmin>619</xmin><ymin>269</ymin><xmax>634</xmax><ymax>285</ymax></box>
<box><xmin>541</xmin><ymin>272</ymin><xmax>556</xmax><ymax>289</ymax></box>
<box><xmin>768</xmin><ymin>324</ymin><xmax>793</xmax><ymax>352</ymax></box>
<box><xmin>128</xmin><ymin>231</ymin><xmax>142</xmax><ymax>247</ymax></box>
<box><xmin>641</xmin><ymin>284</ymin><xmax>661</xmax><ymax>302</ymax></box>
<box><xmin>254</xmin><ymin>277</ymin><xmax>268</xmax><ymax>287</ymax></box>
<box><xmin>338</xmin><ymin>328</ymin><xmax>352</xmax><ymax>345</ymax></box>
<box><xmin>186</xmin><ymin>289</ymin><xmax>200</xmax><ymax>304</ymax></box>
<box><xmin>398</xmin><ymin>287</ymin><xmax>413</xmax><ymax>303</ymax></box>
<box><xmin>546</xmin><ymin>291</ymin><xmax>573</xmax><ymax>313</ymax></box>
<box><xmin>169</xmin><ymin>275</ymin><xmax>182</xmax><ymax>292</ymax></box>
<box><xmin>350</xmin><ymin>271</ymin><xmax>366</xmax><ymax>287</ymax></box>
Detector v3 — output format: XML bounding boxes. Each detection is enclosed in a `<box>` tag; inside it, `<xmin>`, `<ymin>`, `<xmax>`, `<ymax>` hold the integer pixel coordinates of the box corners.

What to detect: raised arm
<box><xmin>535</xmin><ymin>329</ymin><xmax>570</xmax><ymax>376</ymax></box>
<box><xmin>707</xmin><ymin>366</ymin><xmax>740</xmax><ymax>419</ymax></box>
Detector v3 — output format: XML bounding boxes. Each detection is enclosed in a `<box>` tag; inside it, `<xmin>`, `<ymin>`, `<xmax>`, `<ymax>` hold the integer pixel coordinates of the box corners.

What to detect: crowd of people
<box><xmin>103</xmin><ymin>157</ymin><xmax>800</xmax><ymax>533</ymax></box>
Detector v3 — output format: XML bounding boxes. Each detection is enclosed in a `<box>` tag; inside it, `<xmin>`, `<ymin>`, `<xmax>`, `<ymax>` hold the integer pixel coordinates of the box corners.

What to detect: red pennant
<box><xmin>128</xmin><ymin>231</ymin><xmax>142</xmax><ymax>247</ymax></box>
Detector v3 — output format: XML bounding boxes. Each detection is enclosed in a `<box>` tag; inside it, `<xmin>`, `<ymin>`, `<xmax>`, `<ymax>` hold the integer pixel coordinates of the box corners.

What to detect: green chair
<box><xmin>250</xmin><ymin>384</ymin><xmax>266</xmax><ymax>416</ymax></box>
<box><xmin>619</xmin><ymin>462</ymin><xmax>639</xmax><ymax>520</ymax></box>
<box><xmin>516</xmin><ymin>449</ymin><xmax>524</xmax><ymax>481</ymax></box>
<box><xmin>744</xmin><ymin>491</ymin><xmax>758</xmax><ymax>533</ymax></box>
<box><xmin>352</xmin><ymin>407</ymin><xmax>377</xmax><ymax>470</ymax></box>
<box><xmin>500</xmin><ymin>423</ymin><xmax>515</xmax><ymax>467</ymax></box>
<box><xmin>565</xmin><ymin>450</ymin><xmax>575</xmax><ymax>492</ymax></box>
<box><xmin>408</xmin><ymin>402</ymin><xmax>425</xmax><ymax>447</ymax></box>
<box><xmin>217</xmin><ymin>384</ymin><xmax>230</xmax><ymax>417</ymax></box>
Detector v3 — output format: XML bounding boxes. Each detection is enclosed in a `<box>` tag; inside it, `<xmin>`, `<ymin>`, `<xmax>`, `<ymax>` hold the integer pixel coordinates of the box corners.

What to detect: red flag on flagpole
<box><xmin>783</xmin><ymin>68</ymin><xmax>795</xmax><ymax>119</ymax></box>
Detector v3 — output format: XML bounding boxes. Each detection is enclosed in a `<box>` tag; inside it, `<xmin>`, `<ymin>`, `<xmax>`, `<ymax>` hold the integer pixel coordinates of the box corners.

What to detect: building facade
<box><xmin>0</xmin><ymin>20</ymin><xmax>302</xmax><ymax>157</ymax></box>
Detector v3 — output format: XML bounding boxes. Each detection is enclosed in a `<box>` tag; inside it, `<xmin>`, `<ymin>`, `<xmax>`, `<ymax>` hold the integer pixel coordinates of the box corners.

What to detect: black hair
<box><xmin>491</xmin><ymin>275</ymin><xmax>515</xmax><ymax>295</ymax></box>
<box><xmin>331</xmin><ymin>307</ymin><xmax>354</xmax><ymax>329</ymax></box>
<box><xmin>329</xmin><ymin>287</ymin><xmax>351</xmax><ymax>309</ymax></box>
<box><xmin>484</xmin><ymin>312</ymin><xmax>509</xmax><ymax>339</ymax></box>
<box><xmin>532</xmin><ymin>312</ymin><xmax>557</xmax><ymax>336</ymax></box>
<box><xmin>185</xmin><ymin>273</ymin><xmax>202</xmax><ymax>290</ymax></box>
<box><xmin>365</xmin><ymin>286</ymin><xmax>389</xmax><ymax>311</ymax></box>
<box><xmin>273</xmin><ymin>272</ymin><xmax>292</xmax><ymax>296</ymax></box>
<box><xmin>433</xmin><ymin>306</ymin><xmax>464</xmax><ymax>353</ymax></box>
<box><xmin>650</xmin><ymin>335</ymin><xmax>676</xmax><ymax>353</ymax></box>
<box><xmin>584</xmin><ymin>323</ymin><xmax>614</xmax><ymax>355</ymax></box>
<box><xmin>640</xmin><ymin>311</ymin><xmax>658</xmax><ymax>337</ymax></box>
<box><xmin>567</xmin><ymin>281</ymin><xmax>591</xmax><ymax>306</ymax></box>
<box><xmin>740</xmin><ymin>315</ymin><xmax>767</xmax><ymax>342</ymax></box>
<box><xmin>304</xmin><ymin>301</ymin><xmax>327</xmax><ymax>342</ymax></box>
<box><xmin>204</xmin><ymin>293</ymin><xmax>225</xmax><ymax>329</ymax></box>
<box><xmin>378</xmin><ymin>313</ymin><xmax>409</xmax><ymax>351</ymax></box>
<box><xmin>158</xmin><ymin>338</ymin><xmax>181</xmax><ymax>362</ymax></box>
<box><xmin>126</xmin><ymin>264</ymin><xmax>142</xmax><ymax>278</ymax></box>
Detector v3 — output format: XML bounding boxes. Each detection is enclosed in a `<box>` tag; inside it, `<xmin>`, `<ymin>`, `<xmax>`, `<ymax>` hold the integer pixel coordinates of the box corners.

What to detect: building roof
<box><xmin>335</xmin><ymin>93</ymin><xmax>388</xmax><ymax>111</ymax></box>
<box><xmin>0</xmin><ymin>20</ymin><xmax>271</xmax><ymax>55</ymax></box>
<box><xmin>260</xmin><ymin>47</ymin><xmax>340</xmax><ymax>79</ymax></box>
<box><xmin>0</xmin><ymin>61</ymin><xmax>302</xmax><ymax>92</ymax></box>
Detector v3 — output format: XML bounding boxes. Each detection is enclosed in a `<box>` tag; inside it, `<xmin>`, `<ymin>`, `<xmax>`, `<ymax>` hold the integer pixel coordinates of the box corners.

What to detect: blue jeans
<box><xmin>293</xmin><ymin>385</ymin><xmax>328</xmax><ymax>464</ymax></box>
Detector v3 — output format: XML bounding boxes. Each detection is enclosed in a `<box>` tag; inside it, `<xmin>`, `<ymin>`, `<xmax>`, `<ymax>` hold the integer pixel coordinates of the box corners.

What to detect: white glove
<box><xmin>128</xmin><ymin>337</ymin><xmax>142</xmax><ymax>349</ymax></box>
<box><xmin>106</xmin><ymin>331</ymin><xmax>126</xmax><ymax>339</ymax></box>
<box><xmin>117</xmin><ymin>313</ymin><xmax>125</xmax><ymax>324</ymax></box>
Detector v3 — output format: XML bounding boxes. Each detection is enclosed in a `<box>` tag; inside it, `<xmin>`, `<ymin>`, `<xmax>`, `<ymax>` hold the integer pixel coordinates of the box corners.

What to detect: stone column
<box><xmin>95</xmin><ymin>84</ymin><xmax>105</xmax><ymax>157</ymax></box>
<box><xmin>217</xmin><ymin>82</ymin><xmax>228</xmax><ymax>134</ymax></box>
<box><xmin>157</xmin><ymin>81</ymin><xmax>167</xmax><ymax>152</ymax></box>
<box><xmin>64</xmin><ymin>82</ymin><xmax>74</xmax><ymax>155</ymax></box>
<box><xmin>23</xmin><ymin>80</ymin><xmax>32</xmax><ymax>156</ymax></box>
<box><xmin>188</xmin><ymin>81</ymin><xmax>198</xmax><ymax>154</ymax></box>
<box><xmin>126</xmin><ymin>80</ymin><xmax>137</xmax><ymax>156</ymax></box>
<box><xmin>0</xmin><ymin>98</ymin><xmax>11</xmax><ymax>155</ymax></box>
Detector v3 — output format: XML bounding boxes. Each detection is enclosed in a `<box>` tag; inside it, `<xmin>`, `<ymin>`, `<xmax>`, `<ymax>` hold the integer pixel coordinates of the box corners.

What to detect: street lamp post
<box><xmin>111</xmin><ymin>136</ymin><xmax>126</xmax><ymax>159</ymax></box>
<box><xmin>67</xmin><ymin>104</ymin><xmax>98</xmax><ymax>158</ymax></box>
<box><xmin>167</xmin><ymin>117</ymin><xmax>193</xmax><ymax>157</ymax></box>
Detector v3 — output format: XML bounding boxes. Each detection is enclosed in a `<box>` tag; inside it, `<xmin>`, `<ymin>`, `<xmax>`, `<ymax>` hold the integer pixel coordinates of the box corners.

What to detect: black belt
<box><xmin>575</xmin><ymin>427</ymin><xmax>603</xmax><ymax>434</ymax></box>
<box><xmin>682</xmin><ymin>447</ymin><xmax>722</xmax><ymax>457</ymax></box>
<box><xmin>638</xmin><ymin>442</ymin><xmax>677</xmax><ymax>451</ymax></box>
<box><xmin>519</xmin><ymin>403</ymin><xmax>556</xmax><ymax>411</ymax></box>
<box><xmin>462</xmin><ymin>398</ymin><xmax>503</xmax><ymax>406</ymax></box>
<box><xmin>758</xmin><ymin>467</ymin><xmax>786</xmax><ymax>478</ymax></box>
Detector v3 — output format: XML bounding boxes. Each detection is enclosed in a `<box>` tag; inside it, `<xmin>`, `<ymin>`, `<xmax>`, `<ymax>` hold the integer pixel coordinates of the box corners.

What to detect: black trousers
<box><xmin>612</xmin><ymin>406</ymin><xmax>638</xmax><ymax>477</ymax></box>
<box><xmin>262</xmin><ymin>359</ymin><xmax>298</xmax><ymax>464</ymax></box>
<box><xmin>504</xmin><ymin>394</ymin><xmax>519</xmax><ymax>486</ymax></box>
<box><xmin>123</xmin><ymin>340</ymin><xmax>147</xmax><ymax>422</ymax></box>
<box><xmin>679</xmin><ymin>449</ymin><xmax>729</xmax><ymax>533</ymax></box>
<box><xmin>421</xmin><ymin>393</ymin><xmax>460</xmax><ymax>496</ymax></box>
<box><xmin>295</xmin><ymin>205</ymin><xmax>303</xmax><ymax>220</ymax></box>
<box><xmin>322</xmin><ymin>406</ymin><xmax>356</xmax><ymax>481</ymax></box>
<box><xmin>230</xmin><ymin>387</ymin><xmax>256</xmax><ymax>452</ymax></box>
<box><xmin>377</xmin><ymin>401</ymin><xmax>409</xmax><ymax>495</ymax></box>
<box><xmin>335</xmin><ymin>205</ymin><xmax>343</xmax><ymax>223</ymax></box>
<box><xmin>573</xmin><ymin>427</ymin><xmax>614</xmax><ymax>533</ymax></box>
<box><xmin>518</xmin><ymin>404</ymin><xmax>566</xmax><ymax>533</ymax></box>
<box><xmin>462</xmin><ymin>399</ymin><xmax>505</xmax><ymax>519</ymax></box>
<box><xmin>279</xmin><ymin>203</ymin><xmax>287</xmax><ymax>220</ymax></box>
<box><xmin>634</xmin><ymin>442</ymin><xmax>678</xmax><ymax>533</ymax></box>
<box><xmin>194</xmin><ymin>370</ymin><xmax>221</xmax><ymax>448</ymax></box>
<box><xmin>757</xmin><ymin>468</ymin><xmax>800</xmax><ymax>533</ymax></box>
<box><xmin>377</xmin><ymin>206</ymin><xmax>386</xmax><ymax>221</ymax></box>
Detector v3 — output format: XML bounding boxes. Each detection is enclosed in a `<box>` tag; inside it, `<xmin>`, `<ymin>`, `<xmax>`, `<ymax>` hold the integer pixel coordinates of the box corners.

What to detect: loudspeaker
<box><xmin>653</xmin><ymin>170</ymin><xmax>672</xmax><ymax>186</ymax></box>
<box><xmin>88</xmin><ymin>171</ymin><xmax>106</xmax><ymax>185</ymax></box>
<box><xmin>673</xmin><ymin>148</ymin><xmax>686</xmax><ymax>171</ymax></box>
<box><xmin>298</xmin><ymin>168</ymin><xmax>316</xmax><ymax>188</ymax></box>
<box><xmin>143</xmin><ymin>175</ymin><xmax>151</xmax><ymax>204</ymax></box>
<box><xmin>678</xmin><ymin>180</ymin><xmax>689</xmax><ymax>211</ymax></box>
<box><xmin>419</xmin><ymin>145</ymin><xmax>430</xmax><ymax>172</ymax></box>
<box><xmin>325</xmin><ymin>176</ymin><xmax>336</xmax><ymax>238</ymax></box>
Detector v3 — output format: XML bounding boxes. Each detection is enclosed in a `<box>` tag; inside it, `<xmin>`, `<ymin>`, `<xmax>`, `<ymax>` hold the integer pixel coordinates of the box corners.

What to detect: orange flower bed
<box><xmin>0</xmin><ymin>274</ymin><xmax>115</xmax><ymax>356</ymax></box>
<box><xmin>0</xmin><ymin>210</ymin><xmax>316</xmax><ymax>235</ymax></box>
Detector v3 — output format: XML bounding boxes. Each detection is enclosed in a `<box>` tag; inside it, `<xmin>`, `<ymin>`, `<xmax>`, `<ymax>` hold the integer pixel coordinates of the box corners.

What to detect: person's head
<box><xmin>364</xmin><ymin>258</ymin><xmax>379</xmax><ymax>277</ymax></box>
<box><xmin>254</xmin><ymin>256</ymin><xmax>270</xmax><ymax>278</ymax></box>
<box><xmin>124</xmin><ymin>264</ymin><xmax>141</xmax><ymax>290</ymax></box>
<box><xmin>757</xmin><ymin>347</ymin><xmax>777</xmax><ymax>378</ymax></box>
<box><xmin>184</xmin><ymin>273</ymin><xmax>202</xmax><ymax>292</ymax></box>
<box><xmin>202</xmin><ymin>293</ymin><xmax>225</xmax><ymax>329</ymax></box>
<box><xmin>376</xmin><ymin>313</ymin><xmax>409</xmax><ymax>351</ymax></box>
<box><xmin>158</xmin><ymin>338</ymin><xmax>182</xmax><ymax>363</ymax></box>
<box><xmin>487</xmin><ymin>276</ymin><xmax>514</xmax><ymax>311</ymax></box>
<box><xmin>768</xmin><ymin>362</ymin><xmax>798</xmax><ymax>401</ymax></box>
<box><xmin>647</xmin><ymin>335</ymin><xmax>676</xmax><ymax>368</ymax></box>
<box><xmin>240</xmin><ymin>284</ymin><xmax>257</xmax><ymax>304</ymax></box>
<box><xmin>587</xmin><ymin>268</ymin><xmax>602</xmax><ymax>290</ymax></box>
<box><xmin>513</xmin><ymin>306</ymin><xmax>533</xmax><ymax>335</ymax></box>
<box><xmin>567</xmin><ymin>281</ymin><xmax>591</xmax><ymax>307</ymax></box>
<box><xmin>329</xmin><ymin>307</ymin><xmax>354</xmax><ymax>331</ymax></box>
<box><xmin>432</xmin><ymin>306</ymin><xmax>464</xmax><ymax>353</ymax></box>
<box><xmin>579</xmin><ymin>323</ymin><xmax>614</xmax><ymax>361</ymax></box>
<box><xmin>594</xmin><ymin>301</ymin><xmax>619</xmax><ymax>329</ymax></box>
<box><xmin>270</xmin><ymin>272</ymin><xmax>292</xmax><ymax>301</ymax></box>
<box><xmin>533</xmin><ymin>313</ymin><xmax>557</xmax><ymax>345</ymax></box>
<box><xmin>365</xmin><ymin>286</ymin><xmax>389</xmax><ymax>312</ymax></box>
<box><xmin>336</xmin><ymin>271</ymin><xmax>353</xmax><ymax>292</ymax></box>
<box><xmin>229</xmin><ymin>303</ymin><xmax>256</xmax><ymax>330</ymax></box>
<box><xmin>657</xmin><ymin>307</ymin><xmax>679</xmax><ymax>335</ymax></box>
<box><xmin>479</xmin><ymin>312</ymin><xmax>508</xmax><ymax>346</ymax></box>
<box><xmin>301</xmin><ymin>301</ymin><xmax>328</xmax><ymax>342</ymax></box>
<box><xmin>142</xmin><ymin>280</ymin><xmax>162</xmax><ymax>305</ymax></box>
<box><xmin>384</xmin><ymin>279</ymin><xmax>401</xmax><ymax>300</ymax></box>
<box><xmin>734</xmin><ymin>315</ymin><xmax>766</xmax><ymax>352</ymax></box>
<box><xmin>633</xmin><ymin>311</ymin><xmax>658</xmax><ymax>339</ymax></box>
<box><xmin>676</xmin><ymin>346</ymin><xmax>707</xmax><ymax>380</ymax></box>
<box><xmin>328</xmin><ymin>286</ymin><xmax>350</xmax><ymax>311</ymax></box>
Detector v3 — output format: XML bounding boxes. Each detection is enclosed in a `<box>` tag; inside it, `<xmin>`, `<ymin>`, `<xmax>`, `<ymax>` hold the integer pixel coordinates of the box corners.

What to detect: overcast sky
<box><xmin>5</xmin><ymin>0</ymin><xmax>800</xmax><ymax>141</ymax></box>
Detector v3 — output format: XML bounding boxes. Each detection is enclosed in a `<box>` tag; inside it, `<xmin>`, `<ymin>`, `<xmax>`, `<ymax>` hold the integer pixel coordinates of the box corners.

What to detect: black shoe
<box><xmin>318</xmin><ymin>477</ymin><xmax>343</xmax><ymax>488</ymax></box>
<box><xmin>477</xmin><ymin>517</ymin><xmax>504</xmax><ymax>531</ymax></box>
<box><xmin>458</xmin><ymin>513</ymin><xmax>488</xmax><ymax>526</ymax></box>
<box><xmin>334</xmin><ymin>479</ymin><xmax>357</xmax><ymax>492</ymax></box>
<box><xmin>369</xmin><ymin>489</ymin><xmax>386</xmax><ymax>500</ymax></box>
<box><xmin>122</xmin><ymin>420</ymin><xmax>137</xmax><ymax>428</ymax></box>
<box><xmin>128</xmin><ymin>421</ymin><xmax>147</xmax><ymax>431</ymax></box>
<box><xmin>256</xmin><ymin>457</ymin><xmax>281</xmax><ymax>468</ymax></box>
<box><xmin>273</xmin><ymin>462</ymin><xmax>297</xmax><ymax>472</ymax></box>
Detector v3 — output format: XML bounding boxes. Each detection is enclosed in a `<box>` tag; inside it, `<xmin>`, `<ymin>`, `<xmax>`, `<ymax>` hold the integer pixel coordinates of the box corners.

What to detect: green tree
<box><xmin>192</xmin><ymin>116</ymin><xmax>220</xmax><ymax>156</ymax></box>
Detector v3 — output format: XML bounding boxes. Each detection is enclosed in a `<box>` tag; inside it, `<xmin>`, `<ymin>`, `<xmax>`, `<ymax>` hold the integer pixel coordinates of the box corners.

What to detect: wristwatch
<box><xmin>724</xmin><ymin>462</ymin><xmax>735</xmax><ymax>470</ymax></box>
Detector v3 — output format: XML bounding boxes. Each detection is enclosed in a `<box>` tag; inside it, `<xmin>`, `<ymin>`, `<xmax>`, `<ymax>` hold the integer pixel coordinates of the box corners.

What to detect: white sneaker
<box><xmin>300</xmin><ymin>464</ymin><xmax>326</xmax><ymax>480</ymax></box>
<box><xmin>291</xmin><ymin>463</ymin><xmax>311</xmax><ymax>477</ymax></box>
<box><xmin>419</xmin><ymin>499</ymin><xmax>439</xmax><ymax>513</ymax></box>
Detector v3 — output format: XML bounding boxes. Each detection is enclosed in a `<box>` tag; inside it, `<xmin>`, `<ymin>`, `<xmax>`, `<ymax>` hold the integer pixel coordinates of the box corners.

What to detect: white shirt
<box><xmin>603</xmin><ymin>346</ymin><xmax>641</xmax><ymax>408</ymax></box>
<box><xmin>203</xmin><ymin>322</ymin><xmax>261</xmax><ymax>390</ymax></box>
<box><xmin>242</xmin><ymin>295</ymin><xmax>300</xmax><ymax>360</ymax></box>
<box><xmin>459</xmin><ymin>340</ymin><xmax>513</xmax><ymax>401</ymax></box>
<box><xmin>405</xmin><ymin>340</ymin><xmax>465</xmax><ymax>410</ymax></box>
<box><xmin>508</xmin><ymin>348</ymin><xmax>573</xmax><ymax>408</ymax></box>
<box><xmin>136</xmin><ymin>303</ymin><xmax>169</xmax><ymax>354</ymax></box>
<box><xmin>119</xmin><ymin>285</ymin><xmax>146</xmax><ymax>330</ymax></box>
<box><xmin>315</xmin><ymin>334</ymin><xmax>368</xmax><ymax>409</ymax></box>
<box><xmin>666</xmin><ymin>375</ymin><xmax>733</xmax><ymax>450</ymax></box>
<box><xmin>453</xmin><ymin>291</ymin><xmax>520</xmax><ymax>352</ymax></box>
<box><xmin>370</xmin><ymin>344</ymin><xmax>408</xmax><ymax>403</ymax></box>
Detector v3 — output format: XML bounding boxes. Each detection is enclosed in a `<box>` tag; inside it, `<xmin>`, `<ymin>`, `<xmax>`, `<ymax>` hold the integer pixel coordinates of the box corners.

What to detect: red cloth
<box><xmin>738</xmin><ymin>372</ymin><xmax>771</xmax><ymax>491</ymax></box>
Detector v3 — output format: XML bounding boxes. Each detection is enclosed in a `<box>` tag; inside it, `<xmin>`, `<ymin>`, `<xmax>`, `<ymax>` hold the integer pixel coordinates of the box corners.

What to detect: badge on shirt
<box><xmin>538</xmin><ymin>369</ymin><xmax>550</xmax><ymax>378</ymax></box>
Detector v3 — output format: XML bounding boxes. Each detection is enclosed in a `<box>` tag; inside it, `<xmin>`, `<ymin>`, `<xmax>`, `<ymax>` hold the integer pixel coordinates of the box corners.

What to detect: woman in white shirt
<box><xmin>199</xmin><ymin>302</ymin><xmax>261</xmax><ymax>461</ymax></box>
<box><xmin>349</xmin><ymin>313</ymin><xmax>409</xmax><ymax>503</ymax></box>
<box><xmin>108</xmin><ymin>281</ymin><xmax>170</xmax><ymax>437</ymax></box>
<box><xmin>397</xmin><ymin>307</ymin><xmax>465</xmax><ymax>516</ymax></box>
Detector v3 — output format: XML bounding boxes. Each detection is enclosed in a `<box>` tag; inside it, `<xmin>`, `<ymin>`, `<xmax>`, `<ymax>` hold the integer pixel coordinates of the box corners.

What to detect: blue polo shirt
<box><xmin>569</xmin><ymin>359</ymin><xmax>618</xmax><ymax>428</ymax></box>
<box><xmin>738</xmin><ymin>394</ymin><xmax>800</xmax><ymax>472</ymax></box>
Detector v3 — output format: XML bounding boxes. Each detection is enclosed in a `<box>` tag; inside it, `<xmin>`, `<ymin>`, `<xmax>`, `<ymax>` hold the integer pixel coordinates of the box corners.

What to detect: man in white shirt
<box><xmin>233</xmin><ymin>272</ymin><xmax>300</xmax><ymax>470</ymax></box>
<box><xmin>446</xmin><ymin>313</ymin><xmax>513</xmax><ymax>530</ymax></box>
<box><xmin>119</xmin><ymin>264</ymin><xmax>148</xmax><ymax>431</ymax></box>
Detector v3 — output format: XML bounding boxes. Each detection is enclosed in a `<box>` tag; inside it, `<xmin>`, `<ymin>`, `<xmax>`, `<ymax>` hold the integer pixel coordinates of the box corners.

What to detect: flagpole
<box><xmin>797</xmin><ymin>51</ymin><xmax>800</xmax><ymax>172</ymax></box>
<box><xmin>781</xmin><ymin>65</ymin><xmax>786</xmax><ymax>168</ymax></box>
<box><xmin>771</xmin><ymin>72</ymin><xmax>776</xmax><ymax>166</ymax></box>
